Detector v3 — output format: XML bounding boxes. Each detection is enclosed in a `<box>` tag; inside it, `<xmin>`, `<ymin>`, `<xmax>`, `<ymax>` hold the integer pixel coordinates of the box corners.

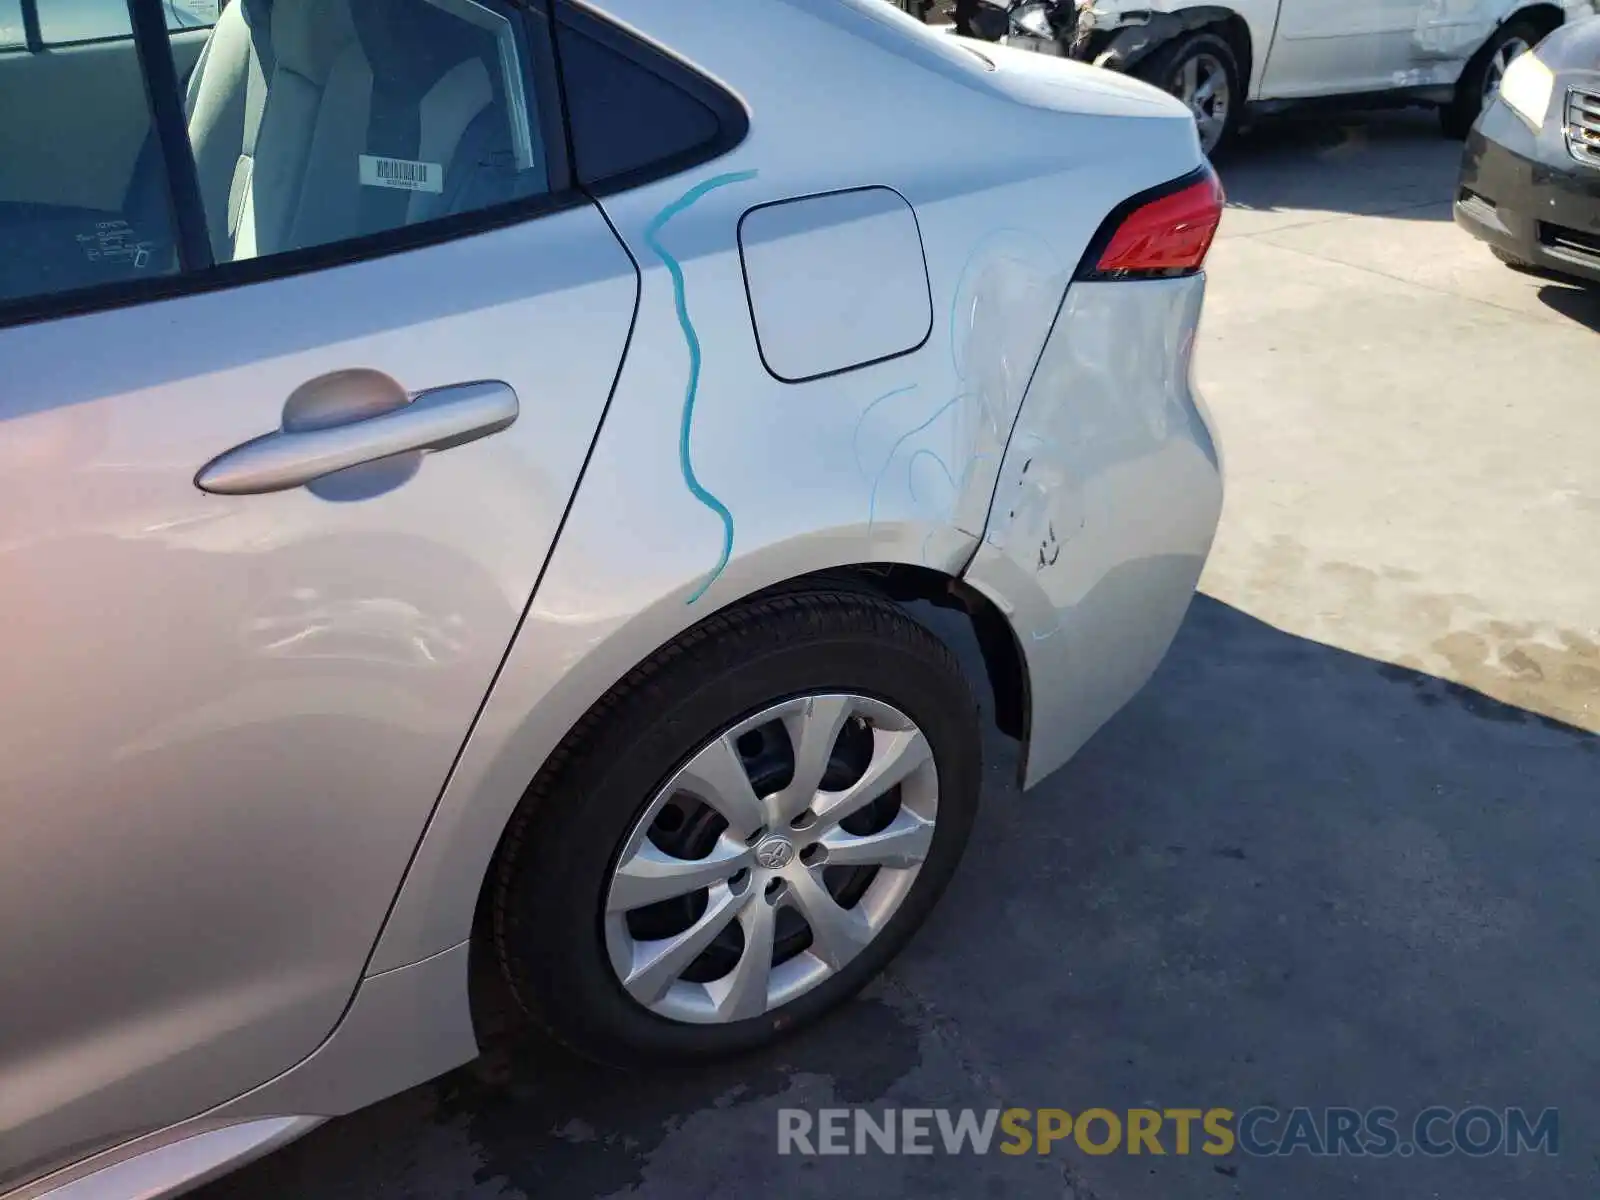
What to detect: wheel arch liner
<box><xmin>1093</xmin><ymin>8</ymin><xmax>1248</xmax><ymax>75</ymax></box>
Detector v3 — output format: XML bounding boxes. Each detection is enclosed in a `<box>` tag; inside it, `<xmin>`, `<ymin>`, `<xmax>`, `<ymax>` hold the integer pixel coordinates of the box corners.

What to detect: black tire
<box><xmin>490</xmin><ymin>590</ymin><xmax>982</xmax><ymax>1067</ymax></box>
<box><xmin>1135</xmin><ymin>30</ymin><xmax>1245</xmax><ymax>159</ymax></box>
<box><xmin>1441</xmin><ymin>18</ymin><xmax>1545</xmax><ymax>139</ymax></box>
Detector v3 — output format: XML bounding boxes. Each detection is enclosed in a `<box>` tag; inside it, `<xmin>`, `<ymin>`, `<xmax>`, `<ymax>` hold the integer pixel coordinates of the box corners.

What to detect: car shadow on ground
<box><xmin>1220</xmin><ymin>110</ymin><xmax>1462</xmax><ymax>225</ymax></box>
<box><xmin>1538</xmin><ymin>281</ymin><xmax>1600</xmax><ymax>331</ymax></box>
<box><xmin>196</xmin><ymin>595</ymin><xmax>1599</xmax><ymax>1200</ymax></box>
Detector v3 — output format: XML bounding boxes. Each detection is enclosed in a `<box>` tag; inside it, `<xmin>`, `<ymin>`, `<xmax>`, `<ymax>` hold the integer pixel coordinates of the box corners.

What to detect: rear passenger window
<box><xmin>0</xmin><ymin>0</ymin><xmax>564</xmax><ymax>318</ymax></box>
<box><xmin>39</xmin><ymin>0</ymin><xmax>215</xmax><ymax>44</ymax></box>
<box><xmin>553</xmin><ymin>2</ymin><xmax>747</xmax><ymax>192</ymax></box>
<box><xmin>0</xmin><ymin>2</ymin><xmax>183</xmax><ymax>304</ymax></box>
<box><xmin>6</xmin><ymin>0</ymin><xmax>217</xmax><ymax>48</ymax></box>
<box><xmin>0</xmin><ymin>1</ymin><xmax>25</xmax><ymax>50</ymax></box>
<box><xmin>175</xmin><ymin>0</ymin><xmax>557</xmax><ymax>265</ymax></box>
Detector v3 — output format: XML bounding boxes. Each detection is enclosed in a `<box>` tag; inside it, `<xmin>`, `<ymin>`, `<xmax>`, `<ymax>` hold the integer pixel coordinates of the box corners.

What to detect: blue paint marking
<box><xmin>946</xmin><ymin>226</ymin><xmax>1060</xmax><ymax>381</ymax></box>
<box><xmin>868</xmin><ymin>395</ymin><xmax>960</xmax><ymax>533</ymax></box>
<box><xmin>852</xmin><ymin>384</ymin><xmax>920</xmax><ymax>480</ymax></box>
<box><xmin>957</xmin><ymin>448</ymin><xmax>996</xmax><ymax>491</ymax></box>
<box><xmin>643</xmin><ymin>169</ymin><xmax>759</xmax><ymax>605</ymax></box>
<box><xmin>907</xmin><ymin>448</ymin><xmax>957</xmax><ymax>506</ymax></box>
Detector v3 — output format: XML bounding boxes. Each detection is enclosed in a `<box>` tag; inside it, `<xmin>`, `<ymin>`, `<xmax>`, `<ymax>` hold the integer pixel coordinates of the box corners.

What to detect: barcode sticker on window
<box><xmin>359</xmin><ymin>155</ymin><xmax>444</xmax><ymax>194</ymax></box>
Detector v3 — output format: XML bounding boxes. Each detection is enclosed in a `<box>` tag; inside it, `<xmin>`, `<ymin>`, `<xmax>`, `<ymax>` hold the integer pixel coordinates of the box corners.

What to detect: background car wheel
<box><xmin>490</xmin><ymin>590</ymin><xmax>982</xmax><ymax>1067</ymax></box>
<box><xmin>1441</xmin><ymin>17</ymin><xmax>1542</xmax><ymax>139</ymax></box>
<box><xmin>1138</xmin><ymin>31</ymin><xmax>1243</xmax><ymax>159</ymax></box>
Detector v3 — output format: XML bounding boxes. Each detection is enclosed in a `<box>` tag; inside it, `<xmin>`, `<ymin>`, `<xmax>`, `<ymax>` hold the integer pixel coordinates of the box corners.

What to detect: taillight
<box><xmin>1078</xmin><ymin>168</ymin><xmax>1226</xmax><ymax>281</ymax></box>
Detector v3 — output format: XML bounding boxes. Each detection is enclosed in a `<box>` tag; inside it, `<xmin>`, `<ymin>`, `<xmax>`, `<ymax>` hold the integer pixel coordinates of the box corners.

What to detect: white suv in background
<box><xmin>931</xmin><ymin>0</ymin><xmax>1596</xmax><ymax>154</ymax></box>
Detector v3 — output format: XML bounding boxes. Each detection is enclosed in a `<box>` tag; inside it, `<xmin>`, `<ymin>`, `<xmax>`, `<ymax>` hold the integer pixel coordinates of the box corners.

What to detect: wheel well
<box><xmin>748</xmin><ymin>563</ymin><xmax>1031</xmax><ymax>744</ymax></box>
<box><xmin>1506</xmin><ymin>3</ymin><xmax>1565</xmax><ymax>39</ymax></box>
<box><xmin>1209</xmin><ymin>13</ymin><xmax>1255</xmax><ymax>97</ymax></box>
<box><xmin>1104</xmin><ymin>8</ymin><xmax>1256</xmax><ymax>97</ymax></box>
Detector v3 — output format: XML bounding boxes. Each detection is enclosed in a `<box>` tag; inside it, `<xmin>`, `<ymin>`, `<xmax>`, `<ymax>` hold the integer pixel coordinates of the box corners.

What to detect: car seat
<box><xmin>183</xmin><ymin>0</ymin><xmax>540</xmax><ymax>263</ymax></box>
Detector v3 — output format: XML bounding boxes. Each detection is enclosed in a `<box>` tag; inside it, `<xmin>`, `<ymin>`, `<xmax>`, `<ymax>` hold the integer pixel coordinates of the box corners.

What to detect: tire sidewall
<box><xmin>495</xmin><ymin>599</ymin><xmax>980</xmax><ymax>1065</ymax></box>
<box><xmin>1140</xmin><ymin>30</ymin><xmax>1244</xmax><ymax>159</ymax></box>
<box><xmin>1446</xmin><ymin>19</ymin><xmax>1542</xmax><ymax>138</ymax></box>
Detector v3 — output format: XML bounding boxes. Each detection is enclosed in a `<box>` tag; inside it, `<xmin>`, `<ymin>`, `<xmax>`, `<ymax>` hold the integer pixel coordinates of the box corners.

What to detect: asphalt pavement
<box><xmin>196</xmin><ymin>112</ymin><xmax>1600</xmax><ymax>1200</ymax></box>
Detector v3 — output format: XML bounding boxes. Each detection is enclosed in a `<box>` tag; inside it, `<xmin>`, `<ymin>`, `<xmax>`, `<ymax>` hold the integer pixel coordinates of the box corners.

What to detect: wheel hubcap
<box><xmin>603</xmin><ymin>694</ymin><xmax>940</xmax><ymax>1025</ymax></box>
<box><xmin>1173</xmin><ymin>52</ymin><xmax>1231</xmax><ymax>156</ymax></box>
<box><xmin>1484</xmin><ymin>38</ymin><xmax>1531</xmax><ymax>102</ymax></box>
<box><xmin>754</xmin><ymin>835</ymin><xmax>797</xmax><ymax>869</ymax></box>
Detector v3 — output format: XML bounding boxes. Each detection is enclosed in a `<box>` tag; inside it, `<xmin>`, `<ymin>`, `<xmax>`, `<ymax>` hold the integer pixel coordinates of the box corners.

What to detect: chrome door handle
<box><xmin>196</xmin><ymin>380</ymin><xmax>519</xmax><ymax>496</ymax></box>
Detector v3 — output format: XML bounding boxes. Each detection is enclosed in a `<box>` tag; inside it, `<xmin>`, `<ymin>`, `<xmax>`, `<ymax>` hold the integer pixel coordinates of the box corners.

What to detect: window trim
<box><xmin>0</xmin><ymin>0</ymin><xmax>583</xmax><ymax>332</ymax></box>
<box><xmin>550</xmin><ymin>0</ymin><xmax>750</xmax><ymax>199</ymax></box>
<box><xmin>9</xmin><ymin>0</ymin><xmax>216</xmax><ymax>51</ymax></box>
<box><xmin>20</xmin><ymin>0</ymin><xmax>40</xmax><ymax>52</ymax></box>
<box><xmin>427</xmin><ymin>0</ymin><xmax>538</xmax><ymax>173</ymax></box>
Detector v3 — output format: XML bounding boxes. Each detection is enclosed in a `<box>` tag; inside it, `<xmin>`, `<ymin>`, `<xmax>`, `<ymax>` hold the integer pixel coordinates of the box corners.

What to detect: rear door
<box><xmin>0</xmin><ymin>0</ymin><xmax>635</xmax><ymax>1186</ymax></box>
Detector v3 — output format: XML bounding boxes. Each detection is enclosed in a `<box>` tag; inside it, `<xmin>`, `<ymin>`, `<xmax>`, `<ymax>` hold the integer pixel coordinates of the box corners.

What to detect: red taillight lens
<box><xmin>1089</xmin><ymin>170</ymin><xmax>1226</xmax><ymax>279</ymax></box>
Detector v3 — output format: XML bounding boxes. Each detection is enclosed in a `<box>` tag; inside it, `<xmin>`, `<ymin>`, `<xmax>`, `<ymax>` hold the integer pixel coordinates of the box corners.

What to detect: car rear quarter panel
<box><xmin>370</xmin><ymin>0</ymin><xmax>1206</xmax><ymax>971</ymax></box>
<box><xmin>964</xmin><ymin>276</ymin><xmax>1223</xmax><ymax>786</ymax></box>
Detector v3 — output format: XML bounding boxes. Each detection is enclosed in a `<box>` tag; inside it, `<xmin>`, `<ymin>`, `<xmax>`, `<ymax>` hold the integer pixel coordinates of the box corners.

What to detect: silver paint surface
<box><xmin>965</xmin><ymin>275</ymin><xmax>1223</xmax><ymax>785</ymax></box>
<box><xmin>0</xmin><ymin>1</ymin><xmax>1225</xmax><ymax>1194</ymax></box>
<box><xmin>370</xmin><ymin>0</ymin><xmax>1206</xmax><ymax>975</ymax></box>
<box><xmin>739</xmin><ymin>186</ymin><xmax>932</xmax><ymax>382</ymax></box>
<box><xmin>0</xmin><ymin>205</ymin><xmax>636</xmax><ymax>1186</ymax></box>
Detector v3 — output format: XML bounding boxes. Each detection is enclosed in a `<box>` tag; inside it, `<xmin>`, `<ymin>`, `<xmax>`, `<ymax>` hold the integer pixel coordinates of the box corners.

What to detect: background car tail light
<box><xmin>1079</xmin><ymin>168</ymin><xmax>1226</xmax><ymax>281</ymax></box>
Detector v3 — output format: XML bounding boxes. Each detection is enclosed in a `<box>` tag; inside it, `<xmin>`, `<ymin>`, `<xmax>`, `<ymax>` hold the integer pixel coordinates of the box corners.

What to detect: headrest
<box><xmin>348</xmin><ymin>0</ymin><xmax>494</xmax><ymax>86</ymax></box>
<box><xmin>271</xmin><ymin>0</ymin><xmax>359</xmax><ymax>81</ymax></box>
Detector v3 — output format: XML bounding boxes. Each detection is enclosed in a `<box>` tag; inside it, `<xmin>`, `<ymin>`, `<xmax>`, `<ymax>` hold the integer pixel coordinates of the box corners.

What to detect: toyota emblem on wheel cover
<box><xmin>755</xmin><ymin>836</ymin><xmax>797</xmax><ymax>869</ymax></box>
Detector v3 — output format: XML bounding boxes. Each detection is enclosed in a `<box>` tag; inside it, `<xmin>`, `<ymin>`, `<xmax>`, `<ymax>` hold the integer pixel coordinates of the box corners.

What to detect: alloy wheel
<box><xmin>603</xmin><ymin>694</ymin><xmax>939</xmax><ymax>1025</ymax></box>
<box><xmin>1173</xmin><ymin>52</ymin><xmax>1232</xmax><ymax>156</ymax></box>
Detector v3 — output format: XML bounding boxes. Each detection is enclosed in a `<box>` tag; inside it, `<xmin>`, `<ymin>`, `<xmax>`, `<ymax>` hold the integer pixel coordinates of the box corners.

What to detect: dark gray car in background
<box><xmin>1456</xmin><ymin>13</ymin><xmax>1600</xmax><ymax>283</ymax></box>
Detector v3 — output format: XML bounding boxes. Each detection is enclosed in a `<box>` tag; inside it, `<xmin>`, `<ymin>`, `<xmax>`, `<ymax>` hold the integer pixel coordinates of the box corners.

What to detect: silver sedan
<box><xmin>0</xmin><ymin>1</ymin><xmax>1222</xmax><ymax>1196</ymax></box>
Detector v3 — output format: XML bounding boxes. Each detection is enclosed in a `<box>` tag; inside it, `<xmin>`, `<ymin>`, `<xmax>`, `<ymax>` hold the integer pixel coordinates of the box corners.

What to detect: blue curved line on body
<box><xmin>907</xmin><ymin>448</ymin><xmax>957</xmax><ymax>507</ymax></box>
<box><xmin>958</xmin><ymin>449</ymin><xmax>997</xmax><ymax>491</ymax></box>
<box><xmin>643</xmin><ymin>169</ymin><xmax>759</xmax><ymax>605</ymax></box>
<box><xmin>946</xmin><ymin>226</ymin><xmax>1063</xmax><ymax>381</ymax></box>
<box><xmin>852</xmin><ymin>384</ymin><xmax>920</xmax><ymax>480</ymax></box>
<box><xmin>868</xmin><ymin>395</ymin><xmax>961</xmax><ymax>534</ymax></box>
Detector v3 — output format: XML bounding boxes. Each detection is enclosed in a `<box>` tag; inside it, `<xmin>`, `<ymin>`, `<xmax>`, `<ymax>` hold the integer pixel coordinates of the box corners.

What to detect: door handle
<box><xmin>196</xmin><ymin>380</ymin><xmax>519</xmax><ymax>496</ymax></box>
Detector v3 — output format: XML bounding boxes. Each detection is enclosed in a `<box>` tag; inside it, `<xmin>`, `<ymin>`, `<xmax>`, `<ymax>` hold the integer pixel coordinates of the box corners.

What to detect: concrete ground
<box><xmin>196</xmin><ymin>114</ymin><xmax>1600</xmax><ymax>1200</ymax></box>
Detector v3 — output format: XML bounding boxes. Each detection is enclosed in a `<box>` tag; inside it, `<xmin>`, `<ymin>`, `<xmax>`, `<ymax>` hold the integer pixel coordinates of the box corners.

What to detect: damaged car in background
<box><xmin>942</xmin><ymin>0</ymin><xmax>1596</xmax><ymax>155</ymax></box>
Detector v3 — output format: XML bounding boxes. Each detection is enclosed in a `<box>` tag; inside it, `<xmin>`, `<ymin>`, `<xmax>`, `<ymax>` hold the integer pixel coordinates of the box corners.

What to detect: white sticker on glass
<box><xmin>359</xmin><ymin>155</ymin><xmax>445</xmax><ymax>195</ymax></box>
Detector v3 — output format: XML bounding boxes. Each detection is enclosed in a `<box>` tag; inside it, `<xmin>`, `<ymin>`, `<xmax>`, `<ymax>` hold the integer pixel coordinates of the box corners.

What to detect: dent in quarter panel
<box><xmin>966</xmin><ymin>277</ymin><xmax>1223</xmax><ymax>787</ymax></box>
<box><xmin>739</xmin><ymin>187</ymin><xmax>932</xmax><ymax>383</ymax></box>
